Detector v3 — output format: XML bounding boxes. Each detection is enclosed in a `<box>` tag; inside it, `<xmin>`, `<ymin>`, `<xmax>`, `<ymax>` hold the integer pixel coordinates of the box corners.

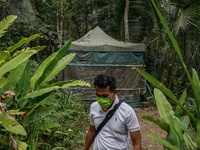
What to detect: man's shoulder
<box><xmin>119</xmin><ymin>101</ymin><xmax>136</xmax><ymax>113</ymax></box>
<box><xmin>90</xmin><ymin>101</ymin><xmax>99</xmax><ymax>109</ymax></box>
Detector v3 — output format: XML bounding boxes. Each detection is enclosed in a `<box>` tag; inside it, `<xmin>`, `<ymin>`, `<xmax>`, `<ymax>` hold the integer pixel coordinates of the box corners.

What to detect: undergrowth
<box><xmin>24</xmin><ymin>89</ymin><xmax>90</xmax><ymax>150</ymax></box>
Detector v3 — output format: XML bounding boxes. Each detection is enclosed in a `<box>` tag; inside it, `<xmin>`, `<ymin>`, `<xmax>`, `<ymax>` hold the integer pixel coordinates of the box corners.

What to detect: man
<box><xmin>84</xmin><ymin>74</ymin><xmax>142</xmax><ymax>150</ymax></box>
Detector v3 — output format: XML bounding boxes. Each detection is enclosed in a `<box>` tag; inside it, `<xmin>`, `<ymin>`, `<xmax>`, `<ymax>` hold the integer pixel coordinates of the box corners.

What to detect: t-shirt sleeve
<box><xmin>125</xmin><ymin>107</ymin><xmax>140</xmax><ymax>132</ymax></box>
<box><xmin>90</xmin><ymin>103</ymin><xmax>95</xmax><ymax>126</ymax></box>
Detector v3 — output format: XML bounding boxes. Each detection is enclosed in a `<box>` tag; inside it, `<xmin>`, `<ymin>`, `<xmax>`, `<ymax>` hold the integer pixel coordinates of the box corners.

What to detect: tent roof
<box><xmin>69</xmin><ymin>26</ymin><xmax>145</xmax><ymax>52</ymax></box>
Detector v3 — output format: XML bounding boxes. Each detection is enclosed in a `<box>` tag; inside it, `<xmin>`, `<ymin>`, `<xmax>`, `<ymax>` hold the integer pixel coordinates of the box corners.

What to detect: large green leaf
<box><xmin>174</xmin><ymin>89</ymin><xmax>187</xmax><ymax>117</ymax></box>
<box><xmin>0</xmin><ymin>15</ymin><xmax>17</xmax><ymax>38</ymax></box>
<box><xmin>0</xmin><ymin>111</ymin><xmax>27</xmax><ymax>136</ymax></box>
<box><xmin>16</xmin><ymin>140</ymin><xmax>28</xmax><ymax>150</ymax></box>
<box><xmin>178</xmin><ymin>116</ymin><xmax>197</xmax><ymax>143</ymax></box>
<box><xmin>16</xmin><ymin>60</ymin><xmax>31</xmax><ymax>98</ymax></box>
<box><xmin>134</xmin><ymin>68</ymin><xmax>197</xmax><ymax>124</ymax></box>
<box><xmin>0</xmin><ymin>51</ymin><xmax>10</xmax><ymax>65</ymax></box>
<box><xmin>21</xmin><ymin>86</ymin><xmax>59</xmax><ymax>100</ymax></box>
<box><xmin>37</xmin><ymin>40</ymin><xmax>72</xmax><ymax>87</ymax></box>
<box><xmin>7</xmin><ymin>34</ymin><xmax>43</xmax><ymax>52</ymax></box>
<box><xmin>147</xmin><ymin>134</ymin><xmax>179</xmax><ymax>150</ymax></box>
<box><xmin>0</xmin><ymin>50</ymin><xmax>38</xmax><ymax>78</ymax></box>
<box><xmin>154</xmin><ymin>88</ymin><xmax>184</xmax><ymax>149</ymax></box>
<box><xmin>0</xmin><ymin>78</ymin><xmax>10</xmax><ymax>89</ymax></box>
<box><xmin>2</xmin><ymin>60</ymin><xmax>28</xmax><ymax>91</ymax></box>
<box><xmin>179</xmin><ymin>116</ymin><xmax>189</xmax><ymax>129</ymax></box>
<box><xmin>38</xmin><ymin>122</ymin><xmax>61</xmax><ymax>130</ymax></box>
<box><xmin>39</xmin><ymin>53</ymin><xmax>76</xmax><ymax>87</ymax></box>
<box><xmin>56</xmin><ymin>39</ymin><xmax>72</xmax><ymax>60</ymax></box>
<box><xmin>61</xmin><ymin>80</ymin><xmax>91</xmax><ymax>88</ymax></box>
<box><xmin>192</xmin><ymin>68</ymin><xmax>200</xmax><ymax>118</ymax></box>
<box><xmin>154</xmin><ymin>88</ymin><xmax>174</xmax><ymax>124</ymax></box>
<box><xmin>30</xmin><ymin>52</ymin><xmax>58</xmax><ymax>90</ymax></box>
<box><xmin>47</xmin><ymin>80</ymin><xmax>74</xmax><ymax>87</ymax></box>
<box><xmin>142</xmin><ymin>115</ymin><xmax>170</xmax><ymax>132</ymax></box>
<box><xmin>169</xmin><ymin>116</ymin><xmax>185</xmax><ymax>149</ymax></box>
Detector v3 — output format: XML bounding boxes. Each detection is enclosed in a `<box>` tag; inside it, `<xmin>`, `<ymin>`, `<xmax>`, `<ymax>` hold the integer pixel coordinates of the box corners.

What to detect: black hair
<box><xmin>94</xmin><ymin>74</ymin><xmax>116</xmax><ymax>92</ymax></box>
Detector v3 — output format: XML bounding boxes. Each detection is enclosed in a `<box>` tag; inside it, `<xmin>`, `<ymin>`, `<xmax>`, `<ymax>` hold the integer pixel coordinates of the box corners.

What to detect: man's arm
<box><xmin>84</xmin><ymin>124</ymin><xmax>96</xmax><ymax>150</ymax></box>
<box><xmin>130</xmin><ymin>131</ymin><xmax>142</xmax><ymax>150</ymax></box>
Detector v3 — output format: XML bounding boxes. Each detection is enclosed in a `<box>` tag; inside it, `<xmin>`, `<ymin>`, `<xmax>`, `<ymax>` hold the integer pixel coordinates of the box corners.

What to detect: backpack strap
<box><xmin>95</xmin><ymin>101</ymin><xmax>123</xmax><ymax>135</ymax></box>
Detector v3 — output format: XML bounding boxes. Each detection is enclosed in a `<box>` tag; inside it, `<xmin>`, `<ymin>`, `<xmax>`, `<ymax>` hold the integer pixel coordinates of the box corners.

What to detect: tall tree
<box><xmin>124</xmin><ymin>0</ymin><xmax>130</xmax><ymax>42</ymax></box>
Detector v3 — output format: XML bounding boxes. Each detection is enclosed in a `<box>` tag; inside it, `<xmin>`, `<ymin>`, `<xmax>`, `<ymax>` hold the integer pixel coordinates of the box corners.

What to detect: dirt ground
<box><xmin>82</xmin><ymin>107</ymin><xmax>167</xmax><ymax>150</ymax></box>
<box><xmin>133</xmin><ymin>108</ymin><xmax>167</xmax><ymax>150</ymax></box>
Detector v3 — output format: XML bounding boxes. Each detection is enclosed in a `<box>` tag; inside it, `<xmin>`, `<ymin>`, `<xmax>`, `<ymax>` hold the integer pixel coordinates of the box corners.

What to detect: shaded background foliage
<box><xmin>0</xmin><ymin>0</ymin><xmax>200</xmax><ymax>102</ymax></box>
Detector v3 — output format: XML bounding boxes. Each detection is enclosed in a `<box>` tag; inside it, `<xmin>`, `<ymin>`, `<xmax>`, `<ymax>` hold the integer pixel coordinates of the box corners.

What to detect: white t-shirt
<box><xmin>90</xmin><ymin>96</ymin><xmax>140</xmax><ymax>150</ymax></box>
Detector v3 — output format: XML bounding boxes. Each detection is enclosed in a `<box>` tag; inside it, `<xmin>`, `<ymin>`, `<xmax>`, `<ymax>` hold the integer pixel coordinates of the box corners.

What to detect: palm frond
<box><xmin>172</xmin><ymin>2</ymin><xmax>200</xmax><ymax>35</ymax></box>
<box><xmin>0</xmin><ymin>15</ymin><xmax>17</xmax><ymax>38</ymax></box>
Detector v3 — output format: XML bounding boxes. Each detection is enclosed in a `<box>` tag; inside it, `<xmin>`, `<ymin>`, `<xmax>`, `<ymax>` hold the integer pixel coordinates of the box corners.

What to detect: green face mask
<box><xmin>96</xmin><ymin>93</ymin><xmax>114</xmax><ymax>108</ymax></box>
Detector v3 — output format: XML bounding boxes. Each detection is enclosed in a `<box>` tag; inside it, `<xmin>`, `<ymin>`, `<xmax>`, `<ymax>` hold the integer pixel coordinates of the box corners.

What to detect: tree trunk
<box><xmin>85</xmin><ymin>0</ymin><xmax>89</xmax><ymax>33</ymax></box>
<box><xmin>9</xmin><ymin>0</ymin><xmax>38</xmax><ymax>25</ymax></box>
<box><xmin>67</xmin><ymin>0</ymin><xmax>72</xmax><ymax>40</ymax></box>
<box><xmin>57</xmin><ymin>0</ymin><xmax>63</xmax><ymax>50</ymax></box>
<box><xmin>124</xmin><ymin>0</ymin><xmax>129</xmax><ymax>42</ymax></box>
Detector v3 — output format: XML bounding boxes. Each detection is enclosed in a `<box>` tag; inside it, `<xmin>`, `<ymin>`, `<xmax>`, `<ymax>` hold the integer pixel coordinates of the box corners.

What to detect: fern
<box><xmin>0</xmin><ymin>15</ymin><xmax>17</xmax><ymax>38</ymax></box>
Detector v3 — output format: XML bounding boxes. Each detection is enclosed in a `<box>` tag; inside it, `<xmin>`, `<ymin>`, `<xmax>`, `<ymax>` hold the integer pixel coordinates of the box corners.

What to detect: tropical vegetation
<box><xmin>0</xmin><ymin>15</ymin><xmax>90</xmax><ymax>149</ymax></box>
<box><xmin>135</xmin><ymin>0</ymin><xmax>200</xmax><ymax>149</ymax></box>
<box><xmin>0</xmin><ymin>0</ymin><xmax>200</xmax><ymax>149</ymax></box>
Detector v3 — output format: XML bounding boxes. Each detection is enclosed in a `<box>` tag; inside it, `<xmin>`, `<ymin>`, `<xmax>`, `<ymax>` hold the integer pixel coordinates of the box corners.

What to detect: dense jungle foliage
<box><xmin>0</xmin><ymin>0</ymin><xmax>200</xmax><ymax>149</ymax></box>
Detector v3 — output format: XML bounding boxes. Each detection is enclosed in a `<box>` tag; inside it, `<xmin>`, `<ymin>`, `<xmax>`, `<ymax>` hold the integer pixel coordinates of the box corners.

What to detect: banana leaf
<box><xmin>0</xmin><ymin>51</ymin><xmax>10</xmax><ymax>65</ymax></box>
<box><xmin>154</xmin><ymin>88</ymin><xmax>174</xmax><ymax>124</ymax></box>
<box><xmin>154</xmin><ymin>88</ymin><xmax>185</xmax><ymax>149</ymax></box>
<box><xmin>148</xmin><ymin>134</ymin><xmax>179</xmax><ymax>150</ymax></box>
<box><xmin>192</xmin><ymin>68</ymin><xmax>200</xmax><ymax>116</ymax></box>
<box><xmin>22</xmin><ymin>86</ymin><xmax>59</xmax><ymax>99</ymax></box>
<box><xmin>134</xmin><ymin>68</ymin><xmax>197</xmax><ymax>124</ymax></box>
<box><xmin>174</xmin><ymin>89</ymin><xmax>187</xmax><ymax>118</ymax></box>
<box><xmin>37</xmin><ymin>40</ymin><xmax>72</xmax><ymax>87</ymax></box>
<box><xmin>16</xmin><ymin>60</ymin><xmax>31</xmax><ymax>98</ymax></box>
<box><xmin>1</xmin><ymin>60</ymin><xmax>28</xmax><ymax>92</ymax></box>
<box><xmin>61</xmin><ymin>80</ymin><xmax>91</xmax><ymax>88</ymax></box>
<box><xmin>169</xmin><ymin>116</ymin><xmax>185</xmax><ymax>149</ymax></box>
<box><xmin>0</xmin><ymin>15</ymin><xmax>17</xmax><ymax>38</ymax></box>
<box><xmin>39</xmin><ymin>53</ymin><xmax>76</xmax><ymax>87</ymax></box>
<box><xmin>0</xmin><ymin>78</ymin><xmax>10</xmax><ymax>89</ymax></box>
<box><xmin>16</xmin><ymin>140</ymin><xmax>28</xmax><ymax>150</ymax></box>
<box><xmin>0</xmin><ymin>50</ymin><xmax>38</xmax><ymax>78</ymax></box>
<box><xmin>18</xmin><ymin>86</ymin><xmax>58</xmax><ymax>109</ymax></box>
<box><xmin>38</xmin><ymin>122</ymin><xmax>61</xmax><ymax>130</ymax></box>
<box><xmin>0</xmin><ymin>111</ymin><xmax>27</xmax><ymax>136</ymax></box>
<box><xmin>7</xmin><ymin>34</ymin><xmax>43</xmax><ymax>52</ymax></box>
<box><xmin>46</xmin><ymin>80</ymin><xmax>74</xmax><ymax>87</ymax></box>
<box><xmin>30</xmin><ymin>52</ymin><xmax>58</xmax><ymax>90</ymax></box>
<box><xmin>142</xmin><ymin>115</ymin><xmax>170</xmax><ymax>132</ymax></box>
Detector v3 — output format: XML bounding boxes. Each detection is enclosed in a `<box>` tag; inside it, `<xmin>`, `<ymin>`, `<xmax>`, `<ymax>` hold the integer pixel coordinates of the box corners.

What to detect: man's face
<box><xmin>95</xmin><ymin>85</ymin><xmax>116</xmax><ymax>100</ymax></box>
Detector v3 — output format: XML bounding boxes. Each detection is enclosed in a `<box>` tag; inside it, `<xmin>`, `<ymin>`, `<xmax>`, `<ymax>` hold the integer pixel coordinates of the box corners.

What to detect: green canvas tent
<box><xmin>59</xmin><ymin>26</ymin><xmax>146</xmax><ymax>107</ymax></box>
